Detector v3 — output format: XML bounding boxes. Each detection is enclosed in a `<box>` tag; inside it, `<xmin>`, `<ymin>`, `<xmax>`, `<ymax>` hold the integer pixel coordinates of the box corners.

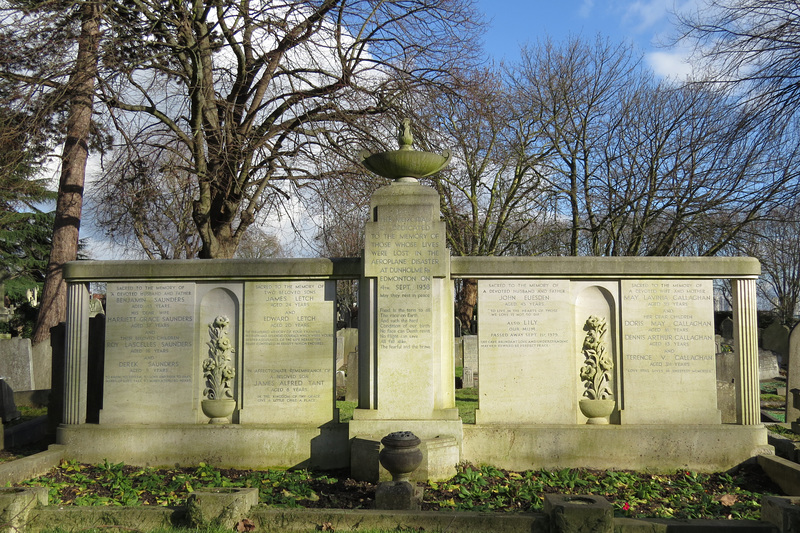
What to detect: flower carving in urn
<box><xmin>202</xmin><ymin>316</ymin><xmax>235</xmax><ymax>400</ymax></box>
<box><xmin>579</xmin><ymin>315</ymin><xmax>613</xmax><ymax>401</ymax></box>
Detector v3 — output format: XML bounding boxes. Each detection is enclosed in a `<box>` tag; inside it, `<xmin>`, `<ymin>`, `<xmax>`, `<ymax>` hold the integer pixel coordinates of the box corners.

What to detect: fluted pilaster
<box><xmin>63</xmin><ymin>282</ymin><xmax>89</xmax><ymax>425</ymax></box>
<box><xmin>732</xmin><ymin>278</ymin><xmax>760</xmax><ymax>425</ymax></box>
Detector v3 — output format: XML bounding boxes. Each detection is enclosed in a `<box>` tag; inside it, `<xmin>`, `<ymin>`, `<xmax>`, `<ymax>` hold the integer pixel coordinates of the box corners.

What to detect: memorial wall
<box><xmin>100</xmin><ymin>279</ymin><xmax>337</xmax><ymax>425</ymax></box>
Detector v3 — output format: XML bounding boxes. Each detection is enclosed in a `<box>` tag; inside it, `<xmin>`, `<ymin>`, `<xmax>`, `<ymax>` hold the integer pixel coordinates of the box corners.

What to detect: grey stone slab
<box><xmin>477</xmin><ymin>279</ymin><xmax>574</xmax><ymax>424</ymax></box>
<box><xmin>764</xmin><ymin>321</ymin><xmax>790</xmax><ymax>366</ymax></box>
<box><xmin>0</xmin><ymin>338</ymin><xmax>33</xmax><ymax>392</ymax></box>
<box><xmin>760</xmin><ymin>348</ymin><xmax>782</xmax><ymax>380</ymax></box>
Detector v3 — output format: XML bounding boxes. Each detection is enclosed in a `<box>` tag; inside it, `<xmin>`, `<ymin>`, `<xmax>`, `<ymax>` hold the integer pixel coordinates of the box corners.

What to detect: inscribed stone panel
<box><xmin>101</xmin><ymin>282</ymin><xmax>196</xmax><ymax>424</ymax></box>
<box><xmin>476</xmin><ymin>279</ymin><xmax>573</xmax><ymax>424</ymax></box>
<box><xmin>620</xmin><ymin>279</ymin><xmax>720</xmax><ymax>424</ymax></box>
<box><xmin>242</xmin><ymin>281</ymin><xmax>334</xmax><ymax>425</ymax></box>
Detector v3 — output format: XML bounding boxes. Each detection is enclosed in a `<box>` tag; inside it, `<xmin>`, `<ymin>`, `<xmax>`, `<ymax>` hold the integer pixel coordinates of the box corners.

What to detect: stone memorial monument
<box><xmin>350</xmin><ymin>120</ymin><xmax>460</xmax><ymax>481</ymax></box>
<box><xmin>56</xmin><ymin>120</ymin><xmax>769</xmax><ymax>477</ymax></box>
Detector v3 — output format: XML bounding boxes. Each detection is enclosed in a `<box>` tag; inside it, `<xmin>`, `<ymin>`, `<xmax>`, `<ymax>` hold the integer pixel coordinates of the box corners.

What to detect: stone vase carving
<box><xmin>379</xmin><ymin>431</ymin><xmax>423</xmax><ymax>482</ymax></box>
<box><xmin>578</xmin><ymin>315</ymin><xmax>615</xmax><ymax>424</ymax></box>
<box><xmin>360</xmin><ymin>119</ymin><xmax>451</xmax><ymax>181</ymax></box>
<box><xmin>201</xmin><ymin>316</ymin><xmax>236</xmax><ymax>424</ymax></box>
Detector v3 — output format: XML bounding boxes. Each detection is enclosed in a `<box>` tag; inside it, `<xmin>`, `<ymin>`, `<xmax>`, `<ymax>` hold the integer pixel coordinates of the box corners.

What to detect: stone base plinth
<box><xmin>462</xmin><ymin>424</ymin><xmax>771</xmax><ymax>472</ymax></box>
<box><xmin>375</xmin><ymin>481</ymin><xmax>423</xmax><ymax>510</ymax></box>
<box><xmin>349</xmin><ymin>418</ymin><xmax>462</xmax><ymax>483</ymax></box>
<box><xmin>57</xmin><ymin>424</ymin><xmax>349</xmax><ymax>469</ymax></box>
<box><xmin>543</xmin><ymin>494</ymin><xmax>613</xmax><ymax>533</ymax></box>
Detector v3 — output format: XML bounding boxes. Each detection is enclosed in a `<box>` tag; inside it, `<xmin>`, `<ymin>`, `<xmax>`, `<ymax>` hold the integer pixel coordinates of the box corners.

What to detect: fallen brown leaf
<box><xmin>716</xmin><ymin>494</ymin><xmax>737</xmax><ymax>507</ymax></box>
<box><xmin>235</xmin><ymin>518</ymin><xmax>256</xmax><ymax>532</ymax></box>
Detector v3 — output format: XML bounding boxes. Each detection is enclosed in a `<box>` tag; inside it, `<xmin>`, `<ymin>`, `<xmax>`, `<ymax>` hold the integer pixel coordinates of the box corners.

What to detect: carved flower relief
<box><xmin>202</xmin><ymin>315</ymin><xmax>236</xmax><ymax>401</ymax></box>
<box><xmin>580</xmin><ymin>315</ymin><xmax>613</xmax><ymax>401</ymax></box>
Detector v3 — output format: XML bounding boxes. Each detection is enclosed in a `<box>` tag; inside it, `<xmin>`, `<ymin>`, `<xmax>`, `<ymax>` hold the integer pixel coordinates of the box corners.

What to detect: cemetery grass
<box><xmin>17</xmin><ymin>460</ymin><xmax>781</xmax><ymax>521</ymax></box>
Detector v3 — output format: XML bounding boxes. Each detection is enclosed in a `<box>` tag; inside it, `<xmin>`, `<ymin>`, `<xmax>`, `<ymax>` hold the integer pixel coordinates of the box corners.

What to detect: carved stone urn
<box><xmin>579</xmin><ymin>399</ymin><xmax>615</xmax><ymax>425</ymax></box>
<box><xmin>360</xmin><ymin>118</ymin><xmax>451</xmax><ymax>182</ymax></box>
<box><xmin>379</xmin><ymin>431</ymin><xmax>423</xmax><ymax>482</ymax></box>
<box><xmin>201</xmin><ymin>398</ymin><xmax>236</xmax><ymax>424</ymax></box>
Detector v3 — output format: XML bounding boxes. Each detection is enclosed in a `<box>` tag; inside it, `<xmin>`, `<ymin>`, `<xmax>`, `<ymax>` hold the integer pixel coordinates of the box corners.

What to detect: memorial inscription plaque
<box><xmin>476</xmin><ymin>279</ymin><xmax>574</xmax><ymax>424</ymax></box>
<box><xmin>620</xmin><ymin>279</ymin><xmax>720</xmax><ymax>424</ymax></box>
<box><xmin>363</xmin><ymin>201</ymin><xmax>448</xmax><ymax>417</ymax></box>
<box><xmin>242</xmin><ymin>281</ymin><xmax>334</xmax><ymax>424</ymax></box>
<box><xmin>101</xmin><ymin>282</ymin><xmax>196</xmax><ymax>424</ymax></box>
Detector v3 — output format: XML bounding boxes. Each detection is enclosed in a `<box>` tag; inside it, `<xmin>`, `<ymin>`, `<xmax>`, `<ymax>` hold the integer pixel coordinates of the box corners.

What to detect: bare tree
<box><xmin>736</xmin><ymin>203</ymin><xmax>800</xmax><ymax>327</ymax></box>
<box><xmin>413</xmin><ymin>68</ymin><xmax>553</xmax><ymax>330</ymax></box>
<box><xmin>97</xmin><ymin>0</ymin><xmax>483</xmax><ymax>259</ymax></box>
<box><xmin>91</xmin><ymin>141</ymin><xmax>201</xmax><ymax>259</ymax></box>
<box><xmin>234</xmin><ymin>226</ymin><xmax>283</xmax><ymax>259</ymax></box>
<box><xmin>677</xmin><ymin>0</ymin><xmax>800</xmax><ymax>131</ymax></box>
<box><xmin>508</xmin><ymin>36</ymin><xmax>800</xmax><ymax>258</ymax></box>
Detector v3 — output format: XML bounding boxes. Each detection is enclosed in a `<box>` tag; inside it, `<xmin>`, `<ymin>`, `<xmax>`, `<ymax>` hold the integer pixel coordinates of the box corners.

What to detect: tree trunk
<box><xmin>32</xmin><ymin>1</ymin><xmax>103</xmax><ymax>345</ymax></box>
<box><xmin>457</xmin><ymin>278</ymin><xmax>478</xmax><ymax>333</ymax></box>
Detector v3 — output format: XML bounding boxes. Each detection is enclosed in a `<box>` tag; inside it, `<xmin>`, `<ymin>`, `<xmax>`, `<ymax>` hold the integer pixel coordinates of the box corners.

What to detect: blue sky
<box><xmin>475</xmin><ymin>0</ymin><xmax>695</xmax><ymax>78</ymax></box>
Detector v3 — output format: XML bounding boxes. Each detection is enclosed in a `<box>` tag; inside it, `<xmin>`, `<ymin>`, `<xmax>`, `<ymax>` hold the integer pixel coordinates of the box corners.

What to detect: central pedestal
<box><xmin>349</xmin><ymin>180</ymin><xmax>461</xmax><ymax>481</ymax></box>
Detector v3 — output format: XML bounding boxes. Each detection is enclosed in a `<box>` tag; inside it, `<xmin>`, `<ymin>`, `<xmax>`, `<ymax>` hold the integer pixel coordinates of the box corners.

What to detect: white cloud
<box><xmin>646</xmin><ymin>50</ymin><xmax>694</xmax><ymax>80</ymax></box>
<box><xmin>578</xmin><ymin>0</ymin><xmax>595</xmax><ymax>19</ymax></box>
<box><xmin>624</xmin><ymin>0</ymin><xmax>671</xmax><ymax>33</ymax></box>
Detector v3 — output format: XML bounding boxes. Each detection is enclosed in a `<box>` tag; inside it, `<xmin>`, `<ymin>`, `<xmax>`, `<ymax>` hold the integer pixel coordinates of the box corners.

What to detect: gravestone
<box><xmin>101</xmin><ymin>282</ymin><xmax>198</xmax><ymax>423</ymax></box>
<box><xmin>620</xmin><ymin>280</ymin><xmax>720</xmax><ymax>424</ymax></box>
<box><xmin>0</xmin><ymin>379</ymin><xmax>20</xmax><ymax>422</ymax></box>
<box><xmin>477</xmin><ymin>279</ymin><xmax>572</xmax><ymax>424</ymax></box>
<box><xmin>453</xmin><ymin>337</ymin><xmax>463</xmax><ymax>369</ymax></box>
<box><xmin>763</xmin><ymin>321</ymin><xmax>790</xmax><ymax>367</ymax></box>
<box><xmin>759</xmin><ymin>348</ymin><xmax>781</xmax><ymax>380</ymax></box>
<box><xmin>721</xmin><ymin>317</ymin><xmax>734</xmax><ymax>340</ymax></box>
<box><xmin>345</xmin><ymin>349</ymin><xmax>359</xmax><ymax>402</ymax></box>
<box><xmin>335</xmin><ymin>328</ymin><xmax>358</xmax><ymax>372</ymax></box>
<box><xmin>462</xmin><ymin>367</ymin><xmax>474</xmax><ymax>389</ymax></box>
<box><xmin>0</xmin><ymin>338</ymin><xmax>34</xmax><ymax>391</ymax></box>
<box><xmin>462</xmin><ymin>335</ymin><xmax>477</xmax><ymax>377</ymax></box>
<box><xmin>716</xmin><ymin>351</ymin><xmax>737</xmax><ymax>423</ymax></box>
<box><xmin>787</xmin><ymin>324</ymin><xmax>800</xmax><ymax>429</ymax></box>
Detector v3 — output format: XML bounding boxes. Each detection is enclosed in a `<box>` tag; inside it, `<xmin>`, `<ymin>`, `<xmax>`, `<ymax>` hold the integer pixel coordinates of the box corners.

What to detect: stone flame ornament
<box><xmin>360</xmin><ymin>119</ymin><xmax>451</xmax><ymax>181</ymax></box>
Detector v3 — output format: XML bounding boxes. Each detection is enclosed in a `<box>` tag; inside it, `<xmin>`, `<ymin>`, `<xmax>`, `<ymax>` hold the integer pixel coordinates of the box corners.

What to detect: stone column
<box><xmin>732</xmin><ymin>278</ymin><xmax>760</xmax><ymax>425</ymax></box>
<box><xmin>63</xmin><ymin>282</ymin><xmax>90</xmax><ymax>425</ymax></box>
<box><xmin>350</xmin><ymin>180</ymin><xmax>461</xmax><ymax>482</ymax></box>
<box><xmin>354</xmin><ymin>180</ymin><xmax>456</xmax><ymax>419</ymax></box>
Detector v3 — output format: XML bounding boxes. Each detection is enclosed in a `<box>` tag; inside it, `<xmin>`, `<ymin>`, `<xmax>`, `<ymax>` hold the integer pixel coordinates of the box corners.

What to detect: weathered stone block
<box><xmin>543</xmin><ymin>494</ymin><xmax>613</xmax><ymax>533</ymax></box>
<box><xmin>375</xmin><ymin>480</ymin><xmax>423</xmax><ymax>510</ymax></box>
<box><xmin>186</xmin><ymin>487</ymin><xmax>259</xmax><ymax>529</ymax></box>
<box><xmin>762</xmin><ymin>495</ymin><xmax>800</xmax><ymax>533</ymax></box>
<box><xmin>0</xmin><ymin>486</ymin><xmax>48</xmax><ymax>533</ymax></box>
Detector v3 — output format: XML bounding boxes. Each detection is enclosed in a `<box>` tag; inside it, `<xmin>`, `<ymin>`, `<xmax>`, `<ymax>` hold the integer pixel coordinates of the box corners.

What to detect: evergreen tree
<box><xmin>0</xmin><ymin>107</ymin><xmax>55</xmax><ymax>301</ymax></box>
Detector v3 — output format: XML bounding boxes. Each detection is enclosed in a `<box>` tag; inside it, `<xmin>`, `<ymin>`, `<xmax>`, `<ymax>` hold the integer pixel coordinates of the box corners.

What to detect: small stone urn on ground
<box><xmin>375</xmin><ymin>431</ymin><xmax>424</xmax><ymax>510</ymax></box>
